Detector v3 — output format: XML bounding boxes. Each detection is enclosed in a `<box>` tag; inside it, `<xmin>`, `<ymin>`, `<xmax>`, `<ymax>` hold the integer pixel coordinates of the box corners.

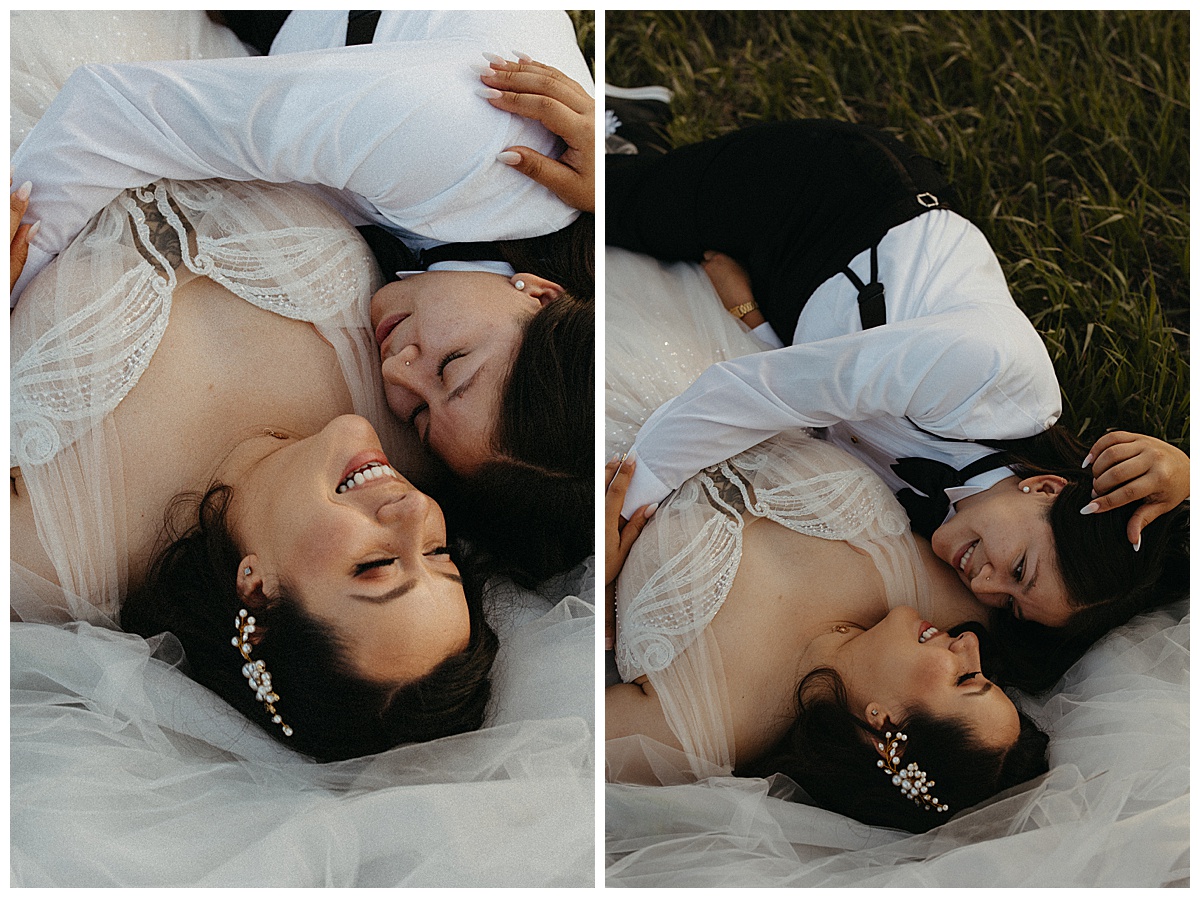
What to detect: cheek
<box><xmin>287</xmin><ymin>512</ymin><xmax>358</xmax><ymax>573</ymax></box>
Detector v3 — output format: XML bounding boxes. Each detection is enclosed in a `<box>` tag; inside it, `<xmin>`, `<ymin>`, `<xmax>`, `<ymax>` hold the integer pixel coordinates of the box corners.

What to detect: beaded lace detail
<box><xmin>11</xmin><ymin>181</ymin><xmax>368</xmax><ymax>469</ymax></box>
<box><xmin>612</xmin><ymin>431</ymin><xmax>927</xmax><ymax>776</ymax></box>
<box><xmin>615</xmin><ymin>431</ymin><xmax>914</xmax><ymax>677</ymax></box>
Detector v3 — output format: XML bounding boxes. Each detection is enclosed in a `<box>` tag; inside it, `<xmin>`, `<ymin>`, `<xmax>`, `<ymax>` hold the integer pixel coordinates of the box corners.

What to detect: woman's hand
<box><xmin>605</xmin><ymin>453</ymin><xmax>657</xmax><ymax>650</ymax></box>
<box><xmin>1082</xmin><ymin>430</ymin><xmax>1190</xmax><ymax>548</ymax></box>
<box><xmin>10</xmin><ymin>179</ymin><xmax>38</xmax><ymax>292</ymax></box>
<box><xmin>479</xmin><ymin>54</ymin><xmax>595</xmax><ymax>212</ymax></box>
<box><xmin>702</xmin><ymin>250</ymin><xmax>764</xmax><ymax>328</ymax></box>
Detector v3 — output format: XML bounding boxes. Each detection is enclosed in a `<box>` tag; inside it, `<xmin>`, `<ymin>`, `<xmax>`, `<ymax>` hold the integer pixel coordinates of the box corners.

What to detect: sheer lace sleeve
<box><xmin>11</xmin><ymin>179</ymin><xmax>386</xmax><ymax>625</ymax></box>
<box><xmin>612</xmin><ymin>431</ymin><xmax>931</xmax><ymax>778</ymax></box>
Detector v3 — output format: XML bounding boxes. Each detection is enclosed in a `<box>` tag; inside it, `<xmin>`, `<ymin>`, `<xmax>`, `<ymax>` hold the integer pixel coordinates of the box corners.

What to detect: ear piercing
<box><xmin>514</xmin><ymin>278</ymin><xmax>526</xmax><ymax>290</ymax></box>
<box><xmin>244</xmin><ymin>567</ymin><xmax>252</xmax><ymax>576</ymax></box>
<box><xmin>1022</xmin><ymin>486</ymin><xmax>1031</xmax><ymax>493</ymax></box>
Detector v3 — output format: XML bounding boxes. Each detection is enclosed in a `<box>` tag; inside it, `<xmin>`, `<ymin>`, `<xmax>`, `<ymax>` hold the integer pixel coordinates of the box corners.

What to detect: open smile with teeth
<box><xmin>919</xmin><ymin>625</ymin><xmax>939</xmax><ymax>644</ymax></box>
<box><xmin>337</xmin><ymin>462</ymin><xmax>399</xmax><ymax>494</ymax></box>
<box><xmin>959</xmin><ymin>540</ymin><xmax>979</xmax><ymax>574</ymax></box>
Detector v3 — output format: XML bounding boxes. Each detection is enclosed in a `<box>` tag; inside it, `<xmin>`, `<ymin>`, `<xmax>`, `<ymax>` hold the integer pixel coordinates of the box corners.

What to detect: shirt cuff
<box><xmin>620</xmin><ymin>459</ymin><xmax>672</xmax><ymax>520</ymax></box>
<box><xmin>751</xmin><ymin>321</ymin><xmax>784</xmax><ymax>349</ymax></box>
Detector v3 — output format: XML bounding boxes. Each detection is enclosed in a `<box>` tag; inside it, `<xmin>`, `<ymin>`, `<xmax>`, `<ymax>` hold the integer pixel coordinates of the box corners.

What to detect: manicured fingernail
<box><xmin>482</xmin><ymin>52</ymin><xmax>506</xmax><ymax>65</ymax></box>
<box><xmin>1080</xmin><ymin>502</ymin><xmax>1099</xmax><ymax>515</ymax></box>
<box><xmin>1133</xmin><ymin>536</ymin><xmax>1142</xmax><ymax>552</ymax></box>
<box><xmin>15</xmin><ymin>181</ymin><xmax>32</xmax><ymax>201</ymax></box>
<box><xmin>1091</xmin><ymin>489</ymin><xmax>1098</xmax><ymax>499</ymax></box>
<box><xmin>513</xmin><ymin>50</ymin><xmax>533</xmax><ymax>62</ymax></box>
<box><xmin>496</xmin><ymin>151</ymin><xmax>521</xmax><ymax>165</ymax></box>
<box><xmin>27</xmin><ymin>220</ymin><xmax>40</xmax><ymax>240</ymax></box>
<box><xmin>644</xmin><ymin>503</ymin><xmax>659</xmax><ymax>518</ymax></box>
<box><xmin>471</xmin><ymin>63</ymin><xmax>495</xmax><ymax>77</ymax></box>
<box><xmin>1082</xmin><ymin>453</ymin><xmax>1094</xmax><ymax>468</ymax></box>
<box><xmin>476</xmin><ymin>87</ymin><xmax>503</xmax><ymax>99</ymax></box>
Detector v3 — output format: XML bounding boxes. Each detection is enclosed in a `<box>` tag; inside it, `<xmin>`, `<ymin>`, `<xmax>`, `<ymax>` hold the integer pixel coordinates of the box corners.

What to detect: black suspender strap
<box><xmin>346</xmin><ymin>10</ymin><xmax>381</xmax><ymax>46</ymax></box>
<box><xmin>841</xmin><ymin>243</ymin><xmax>887</xmax><ymax>330</ymax></box>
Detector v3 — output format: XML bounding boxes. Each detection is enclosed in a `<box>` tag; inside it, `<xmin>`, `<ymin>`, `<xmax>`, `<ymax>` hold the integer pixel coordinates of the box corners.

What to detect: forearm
<box><xmin>621</xmin><ymin>309</ymin><xmax>1061</xmax><ymax>518</ymax></box>
<box><xmin>11</xmin><ymin>43</ymin><xmax>581</xmax><ymax>301</ymax></box>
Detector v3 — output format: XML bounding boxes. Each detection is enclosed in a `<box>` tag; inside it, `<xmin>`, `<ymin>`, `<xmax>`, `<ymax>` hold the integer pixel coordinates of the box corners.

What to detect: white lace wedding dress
<box><xmin>11</xmin><ymin>12</ymin><xmax>593</xmax><ymax>887</ymax></box>
<box><xmin>604</xmin><ymin>246</ymin><xmax>1188</xmax><ymax>886</ymax></box>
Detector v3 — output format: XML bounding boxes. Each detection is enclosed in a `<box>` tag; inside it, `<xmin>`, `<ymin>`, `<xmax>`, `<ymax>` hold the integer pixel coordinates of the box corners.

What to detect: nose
<box><xmin>969</xmin><ymin>561</ymin><xmax>1010</xmax><ymax>602</ymax></box>
<box><xmin>380</xmin><ymin>348</ymin><xmax>428</xmax><ymax>401</ymax></box>
<box><xmin>376</xmin><ymin>487</ymin><xmax>421</xmax><ymax>524</ymax></box>
<box><xmin>949</xmin><ymin>630</ymin><xmax>981</xmax><ymax>665</ymax></box>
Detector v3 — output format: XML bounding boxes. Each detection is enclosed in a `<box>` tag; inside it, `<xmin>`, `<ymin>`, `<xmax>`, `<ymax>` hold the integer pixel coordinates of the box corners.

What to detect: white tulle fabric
<box><xmin>11</xmin><ymin>12</ymin><xmax>594</xmax><ymax>887</ymax></box>
<box><xmin>604</xmin><ymin>245</ymin><xmax>1188</xmax><ymax>886</ymax></box>
<box><xmin>13</xmin><ymin>569</ymin><xmax>596</xmax><ymax>887</ymax></box>
<box><xmin>613</xmin><ymin>431</ymin><xmax>931</xmax><ymax>777</ymax></box>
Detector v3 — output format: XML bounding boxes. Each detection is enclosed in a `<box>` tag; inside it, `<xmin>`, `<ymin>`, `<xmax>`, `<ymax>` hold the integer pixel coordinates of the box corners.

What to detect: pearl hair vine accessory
<box><xmin>233</xmin><ymin>608</ymin><xmax>293</xmax><ymax>737</ymax></box>
<box><xmin>876</xmin><ymin>730</ymin><xmax>948</xmax><ymax>813</ymax></box>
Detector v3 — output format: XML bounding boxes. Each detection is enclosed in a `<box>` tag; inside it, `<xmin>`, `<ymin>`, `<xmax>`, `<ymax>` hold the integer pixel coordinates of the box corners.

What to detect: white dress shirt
<box><xmin>11</xmin><ymin>10</ymin><xmax>593</xmax><ymax>302</ymax></box>
<box><xmin>620</xmin><ymin>209</ymin><xmax>1062</xmax><ymax>518</ymax></box>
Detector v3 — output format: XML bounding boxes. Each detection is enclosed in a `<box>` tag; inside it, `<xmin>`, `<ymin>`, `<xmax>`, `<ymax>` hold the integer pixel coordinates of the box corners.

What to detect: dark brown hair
<box><xmin>982</xmin><ymin>426</ymin><xmax>1189</xmax><ymax>692</ymax></box>
<box><xmin>122</xmin><ymin>484</ymin><xmax>499</xmax><ymax>762</ymax></box>
<box><xmin>738</xmin><ymin>624</ymin><xmax>1050</xmax><ymax>833</ymax></box>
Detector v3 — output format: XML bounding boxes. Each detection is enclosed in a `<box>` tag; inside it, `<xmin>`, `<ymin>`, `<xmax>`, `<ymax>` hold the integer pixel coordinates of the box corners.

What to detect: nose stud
<box><xmin>405</xmin><ymin>361</ymin><xmax>411</xmax><ymax>366</ymax></box>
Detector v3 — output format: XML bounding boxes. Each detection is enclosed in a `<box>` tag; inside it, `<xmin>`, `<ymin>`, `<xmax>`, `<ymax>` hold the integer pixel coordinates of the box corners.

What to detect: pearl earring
<box><xmin>514</xmin><ymin>279</ymin><xmax>525</xmax><ymax>290</ymax></box>
<box><xmin>1022</xmin><ymin>486</ymin><xmax>1031</xmax><ymax>493</ymax></box>
<box><xmin>243</xmin><ymin>567</ymin><xmax>252</xmax><ymax>576</ymax></box>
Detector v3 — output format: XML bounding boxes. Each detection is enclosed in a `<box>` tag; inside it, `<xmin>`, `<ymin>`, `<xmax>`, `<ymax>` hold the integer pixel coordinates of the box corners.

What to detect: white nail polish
<box><xmin>496</xmin><ymin>151</ymin><xmax>521</xmax><ymax>165</ymax></box>
<box><xmin>482</xmin><ymin>52</ymin><xmax>506</xmax><ymax>65</ymax></box>
<box><xmin>1133</xmin><ymin>537</ymin><xmax>1142</xmax><ymax>552</ymax></box>
<box><xmin>470</xmin><ymin>63</ymin><xmax>494</xmax><ymax>76</ymax></box>
<box><xmin>1080</xmin><ymin>502</ymin><xmax>1099</xmax><ymax>515</ymax></box>
<box><xmin>15</xmin><ymin>181</ymin><xmax>32</xmax><ymax>201</ymax></box>
<box><xmin>476</xmin><ymin>87</ymin><xmax>503</xmax><ymax>99</ymax></box>
<box><xmin>513</xmin><ymin>50</ymin><xmax>533</xmax><ymax>62</ymax></box>
<box><xmin>645</xmin><ymin>503</ymin><xmax>659</xmax><ymax>518</ymax></box>
<box><xmin>27</xmin><ymin>220</ymin><xmax>40</xmax><ymax>241</ymax></box>
<box><xmin>1082</xmin><ymin>453</ymin><xmax>1094</xmax><ymax>468</ymax></box>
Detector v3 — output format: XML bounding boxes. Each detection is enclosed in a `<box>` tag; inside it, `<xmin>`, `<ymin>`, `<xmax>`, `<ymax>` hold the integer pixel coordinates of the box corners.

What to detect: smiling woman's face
<box><xmin>838</xmin><ymin>606</ymin><xmax>1020</xmax><ymax>751</ymax></box>
<box><xmin>370</xmin><ymin>272</ymin><xmax>557</xmax><ymax>475</ymax></box>
<box><xmin>931</xmin><ymin>475</ymin><xmax>1075</xmax><ymax>628</ymax></box>
<box><xmin>229</xmin><ymin>414</ymin><xmax>471</xmax><ymax>685</ymax></box>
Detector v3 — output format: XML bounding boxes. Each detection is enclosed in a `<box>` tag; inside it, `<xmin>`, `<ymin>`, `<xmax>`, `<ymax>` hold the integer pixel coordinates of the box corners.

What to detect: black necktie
<box><xmin>892</xmin><ymin>453</ymin><xmax>1011</xmax><ymax>539</ymax></box>
<box><xmin>356</xmin><ymin>225</ymin><xmax>508</xmax><ymax>283</ymax></box>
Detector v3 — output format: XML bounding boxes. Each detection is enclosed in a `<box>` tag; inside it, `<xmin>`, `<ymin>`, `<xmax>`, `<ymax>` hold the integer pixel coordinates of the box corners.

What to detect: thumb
<box><xmin>1126</xmin><ymin>500</ymin><xmax>1163</xmax><ymax>549</ymax></box>
<box><xmin>497</xmin><ymin>147</ymin><xmax>584</xmax><ymax>209</ymax></box>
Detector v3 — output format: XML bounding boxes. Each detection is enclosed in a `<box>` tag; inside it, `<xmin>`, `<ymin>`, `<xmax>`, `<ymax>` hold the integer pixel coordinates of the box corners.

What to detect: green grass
<box><xmin>606</xmin><ymin>11</ymin><xmax>1189</xmax><ymax>449</ymax></box>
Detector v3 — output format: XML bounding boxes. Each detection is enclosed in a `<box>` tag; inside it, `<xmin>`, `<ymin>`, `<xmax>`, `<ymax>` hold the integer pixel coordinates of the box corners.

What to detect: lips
<box><xmin>918</xmin><ymin>620</ymin><xmax>939</xmax><ymax>643</ymax></box>
<box><xmin>374</xmin><ymin>312</ymin><xmax>410</xmax><ymax>350</ymax></box>
<box><xmin>339</xmin><ymin>450</ymin><xmax>390</xmax><ymax>490</ymax></box>
<box><xmin>954</xmin><ymin>540</ymin><xmax>979</xmax><ymax>579</ymax></box>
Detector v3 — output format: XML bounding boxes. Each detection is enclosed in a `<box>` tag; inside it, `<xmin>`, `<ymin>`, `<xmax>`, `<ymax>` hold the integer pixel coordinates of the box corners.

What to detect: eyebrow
<box><xmin>349</xmin><ymin>569</ymin><xmax>462</xmax><ymax>604</ymax></box>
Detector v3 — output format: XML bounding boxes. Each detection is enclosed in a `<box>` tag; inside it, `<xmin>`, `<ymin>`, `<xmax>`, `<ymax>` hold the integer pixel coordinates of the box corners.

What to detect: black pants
<box><xmin>606</xmin><ymin>120</ymin><xmax>956</xmax><ymax>340</ymax></box>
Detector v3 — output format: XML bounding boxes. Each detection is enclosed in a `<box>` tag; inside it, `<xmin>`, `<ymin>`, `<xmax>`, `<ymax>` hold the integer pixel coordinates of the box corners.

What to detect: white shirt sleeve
<box><xmin>11</xmin><ymin>35</ymin><xmax>588</xmax><ymax>302</ymax></box>
<box><xmin>620</xmin><ymin>304</ymin><xmax>1062</xmax><ymax>517</ymax></box>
